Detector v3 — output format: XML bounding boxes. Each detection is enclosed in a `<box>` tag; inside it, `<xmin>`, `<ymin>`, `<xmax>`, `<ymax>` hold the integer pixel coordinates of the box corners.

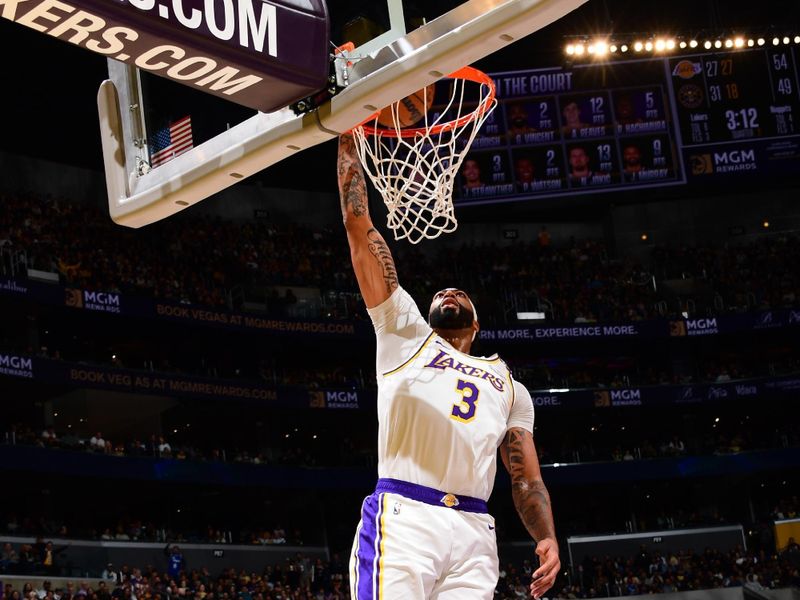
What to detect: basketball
<box><xmin>377</xmin><ymin>84</ymin><xmax>436</xmax><ymax>128</ymax></box>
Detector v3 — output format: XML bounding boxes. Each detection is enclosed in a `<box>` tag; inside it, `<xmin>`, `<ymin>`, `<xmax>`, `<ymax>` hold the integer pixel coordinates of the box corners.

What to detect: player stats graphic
<box><xmin>455</xmin><ymin>60</ymin><xmax>685</xmax><ymax>205</ymax></box>
<box><xmin>619</xmin><ymin>135</ymin><xmax>678</xmax><ymax>183</ymax></box>
<box><xmin>504</xmin><ymin>98</ymin><xmax>561</xmax><ymax>146</ymax></box>
<box><xmin>560</xmin><ymin>93</ymin><xmax>615</xmax><ymax>140</ymax></box>
<box><xmin>459</xmin><ymin>151</ymin><xmax>514</xmax><ymax>200</ymax></box>
<box><xmin>565</xmin><ymin>141</ymin><xmax>619</xmax><ymax>188</ymax></box>
<box><xmin>613</xmin><ymin>88</ymin><xmax>670</xmax><ymax>136</ymax></box>
<box><xmin>511</xmin><ymin>146</ymin><xmax>566</xmax><ymax>193</ymax></box>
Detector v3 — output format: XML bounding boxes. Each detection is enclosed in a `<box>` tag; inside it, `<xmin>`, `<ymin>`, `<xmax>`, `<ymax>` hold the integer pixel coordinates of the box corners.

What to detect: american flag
<box><xmin>148</xmin><ymin>116</ymin><xmax>193</xmax><ymax>168</ymax></box>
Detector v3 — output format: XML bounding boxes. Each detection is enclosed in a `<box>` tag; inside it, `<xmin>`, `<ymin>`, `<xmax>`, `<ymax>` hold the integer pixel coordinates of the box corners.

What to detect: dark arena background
<box><xmin>1</xmin><ymin>0</ymin><xmax>800</xmax><ymax>599</ymax></box>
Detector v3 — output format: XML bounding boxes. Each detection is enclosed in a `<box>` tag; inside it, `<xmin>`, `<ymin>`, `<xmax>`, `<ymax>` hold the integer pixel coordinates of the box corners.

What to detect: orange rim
<box><xmin>355</xmin><ymin>66</ymin><xmax>496</xmax><ymax>138</ymax></box>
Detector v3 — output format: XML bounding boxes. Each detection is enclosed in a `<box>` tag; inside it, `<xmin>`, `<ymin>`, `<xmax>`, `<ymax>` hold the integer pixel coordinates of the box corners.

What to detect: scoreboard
<box><xmin>450</xmin><ymin>47</ymin><xmax>800</xmax><ymax>205</ymax></box>
<box><xmin>669</xmin><ymin>48</ymin><xmax>800</xmax><ymax>179</ymax></box>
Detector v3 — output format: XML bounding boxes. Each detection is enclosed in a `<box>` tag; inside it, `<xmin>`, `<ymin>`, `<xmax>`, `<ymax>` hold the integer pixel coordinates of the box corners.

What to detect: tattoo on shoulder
<box><xmin>366</xmin><ymin>228</ymin><xmax>399</xmax><ymax>294</ymax></box>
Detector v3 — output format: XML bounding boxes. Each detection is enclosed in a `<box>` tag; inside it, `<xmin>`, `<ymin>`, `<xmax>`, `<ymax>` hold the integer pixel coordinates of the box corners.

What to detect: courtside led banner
<box><xmin>1</xmin><ymin>353</ymin><xmax>798</xmax><ymax>411</ymax></box>
<box><xmin>1</xmin><ymin>0</ymin><xmax>329</xmax><ymax>111</ymax></box>
<box><xmin>1</xmin><ymin>277</ymin><xmax>798</xmax><ymax>341</ymax></box>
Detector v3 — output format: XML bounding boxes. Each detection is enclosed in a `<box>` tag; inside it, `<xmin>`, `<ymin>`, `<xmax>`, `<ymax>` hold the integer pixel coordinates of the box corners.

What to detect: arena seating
<box><xmin>2</xmin><ymin>192</ymin><xmax>798</xmax><ymax>324</ymax></box>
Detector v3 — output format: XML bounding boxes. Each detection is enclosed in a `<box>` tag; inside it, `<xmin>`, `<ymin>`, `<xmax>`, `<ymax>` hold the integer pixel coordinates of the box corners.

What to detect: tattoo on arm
<box><xmin>338</xmin><ymin>135</ymin><xmax>368</xmax><ymax>219</ymax></box>
<box><xmin>366</xmin><ymin>229</ymin><xmax>399</xmax><ymax>295</ymax></box>
<box><xmin>506</xmin><ymin>429</ymin><xmax>556</xmax><ymax>542</ymax></box>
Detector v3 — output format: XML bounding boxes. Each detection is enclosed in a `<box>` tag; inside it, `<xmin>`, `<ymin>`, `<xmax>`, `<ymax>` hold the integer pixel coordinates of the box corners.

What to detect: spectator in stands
<box><xmin>165</xmin><ymin>545</ymin><xmax>185</xmax><ymax>580</ymax></box>
<box><xmin>89</xmin><ymin>433</ymin><xmax>106</xmax><ymax>452</ymax></box>
<box><xmin>1</xmin><ymin>542</ymin><xmax>18</xmax><ymax>572</ymax></box>
<box><xmin>538</xmin><ymin>225</ymin><xmax>551</xmax><ymax>250</ymax></box>
<box><xmin>102</xmin><ymin>563</ymin><xmax>118</xmax><ymax>582</ymax></box>
<box><xmin>157</xmin><ymin>437</ymin><xmax>172</xmax><ymax>457</ymax></box>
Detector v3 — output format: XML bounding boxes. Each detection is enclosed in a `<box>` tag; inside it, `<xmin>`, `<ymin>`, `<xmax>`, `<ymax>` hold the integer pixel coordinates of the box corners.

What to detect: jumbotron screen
<box><xmin>449</xmin><ymin>46</ymin><xmax>800</xmax><ymax>205</ymax></box>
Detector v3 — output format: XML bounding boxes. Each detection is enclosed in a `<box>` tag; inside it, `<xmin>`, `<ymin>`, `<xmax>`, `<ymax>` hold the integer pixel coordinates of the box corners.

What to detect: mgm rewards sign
<box><xmin>1</xmin><ymin>0</ymin><xmax>330</xmax><ymax>111</ymax></box>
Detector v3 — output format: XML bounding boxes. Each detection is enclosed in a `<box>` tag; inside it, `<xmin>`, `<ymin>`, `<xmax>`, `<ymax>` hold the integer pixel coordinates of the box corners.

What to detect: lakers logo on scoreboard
<box><xmin>672</xmin><ymin>60</ymin><xmax>702</xmax><ymax>80</ymax></box>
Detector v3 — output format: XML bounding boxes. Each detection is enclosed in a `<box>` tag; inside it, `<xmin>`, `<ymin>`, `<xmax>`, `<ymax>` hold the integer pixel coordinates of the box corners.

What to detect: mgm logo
<box><xmin>690</xmin><ymin>149</ymin><xmax>757</xmax><ymax>176</ymax></box>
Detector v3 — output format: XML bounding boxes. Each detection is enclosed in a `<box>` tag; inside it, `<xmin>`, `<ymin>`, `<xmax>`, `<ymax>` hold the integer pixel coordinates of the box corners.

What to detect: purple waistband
<box><xmin>375</xmin><ymin>478</ymin><xmax>488</xmax><ymax>513</ymax></box>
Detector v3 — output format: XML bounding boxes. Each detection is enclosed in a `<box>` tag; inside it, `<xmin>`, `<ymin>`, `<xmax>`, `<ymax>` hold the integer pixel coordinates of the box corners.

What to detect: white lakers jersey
<box><xmin>367</xmin><ymin>287</ymin><xmax>535</xmax><ymax>501</ymax></box>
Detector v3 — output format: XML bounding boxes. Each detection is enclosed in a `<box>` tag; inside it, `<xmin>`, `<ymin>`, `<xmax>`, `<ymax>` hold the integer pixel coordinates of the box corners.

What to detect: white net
<box><xmin>352</xmin><ymin>68</ymin><xmax>496</xmax><ymax>244</ymax></box>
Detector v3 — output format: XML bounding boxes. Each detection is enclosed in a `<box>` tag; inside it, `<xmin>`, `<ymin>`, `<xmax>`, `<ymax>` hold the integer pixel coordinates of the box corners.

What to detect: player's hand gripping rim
<box><xmin>530</xmin><ymin>537</ymin><xmax>560</xmax><ymax>599</ymax></box>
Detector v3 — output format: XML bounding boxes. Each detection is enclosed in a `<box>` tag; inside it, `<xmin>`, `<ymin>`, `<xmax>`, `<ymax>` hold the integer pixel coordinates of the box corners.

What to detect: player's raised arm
<box><xmin>500</xmin><ymin>427</ymin><xmax>560</xmax><ymax>599</ymax></box>
<box><xmin>338</xmin><ymin>133</ymin><xmax>399</xmax><ymax>308</ymax></box>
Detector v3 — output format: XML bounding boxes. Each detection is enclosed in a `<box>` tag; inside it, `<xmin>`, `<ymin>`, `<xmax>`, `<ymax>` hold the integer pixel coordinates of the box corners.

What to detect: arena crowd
<box><xmin>2</xmin><ymin>192</ymin><xmax>798</xmax><ymax>324</ymax></box>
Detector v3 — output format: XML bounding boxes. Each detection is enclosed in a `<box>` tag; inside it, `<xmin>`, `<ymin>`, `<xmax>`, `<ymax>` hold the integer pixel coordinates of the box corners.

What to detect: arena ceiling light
<box><xmin>563</xmin><ymin>32</ymin><xmax>798</xmax><ymax>59</ymax></box>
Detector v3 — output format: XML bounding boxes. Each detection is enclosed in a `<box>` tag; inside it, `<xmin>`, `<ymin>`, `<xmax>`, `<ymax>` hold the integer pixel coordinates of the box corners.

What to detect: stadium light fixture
<box><xmin>795</xmin><ymin>36</ymin><xmax>800</xmax><ymax>44</ymax></box>
<box><xmin>517</xmin><ymin>311</ymin><xmax>546</xmax><ymax>320</ymax></box>
<box><xmin>562</xmin><ymin>31</ymin><xmax>788</xmax><ymax>59</ymax></box>
<box><xmin>763</xmin><ymin>220</ymin><xmax>770</xmax><ymax>228</ymax></box>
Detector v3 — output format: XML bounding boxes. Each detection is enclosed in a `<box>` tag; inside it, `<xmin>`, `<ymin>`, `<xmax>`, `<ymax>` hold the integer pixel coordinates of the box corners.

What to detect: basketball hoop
<box><xmin>351</xmin><ymin>67</ymin><xmax>496</xmax><ymax>244</ymax></box>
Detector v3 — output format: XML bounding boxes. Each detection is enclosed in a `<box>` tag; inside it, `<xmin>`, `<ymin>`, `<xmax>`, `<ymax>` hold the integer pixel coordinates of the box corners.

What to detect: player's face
<box><xmin>569</xmin><ymin>148</ymin><xmax>589</xmax><ymax>170</ymax></box>
<box><xmin>509</xmin><ymin>104</ymin><xmax>528</xmax><ymax>128</ymax></box>
<box><xmin>429</xmin><ymin>288</ymin><xmax>476</xmax><ymax>330</ymax></box>
<box><xmin>515</xmin><ymin>158</ymin><xmax>535</xmax><ymax>183</ymax></box>
<box><xmin>624</xmin><ymin>146</ymin><xmax>641</xmax><ymax>168</ymax></box>
<box><xmin>461</xmin><ymin>160</ymin><xmax>481</xmax><ymax>184</ymax></box>
<box><xmin>617</xmin><ymin>97</ymin><xmax>634</xmax><ymax>120</ymax></box>
<box><xmin>563</xmin><ymin>102</ymin><xmax>580</xmax><ymax>124</ymax></box>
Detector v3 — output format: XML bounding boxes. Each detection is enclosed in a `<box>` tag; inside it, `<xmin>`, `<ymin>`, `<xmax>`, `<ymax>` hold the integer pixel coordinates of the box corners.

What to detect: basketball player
<box><xmin>622</xmin><ymin>144</ymin><xmax>643</xmax><ymax>176</ymax></box>
<box><xmin>338</xmin><ymin>133</ymin><xmax>559</xmax><ymax>600</ymax></box>
<box><xmin>561</xmin><ymin>101</ymin><xmax>588</xmax><ymax>137</ymax></box>
<box><xmin>568</xmin><ymin>146</ymin><xmax>594</xmax><ymax>183</ymax></box>
<box><xmin>461</xmin><ymin>158</ymin><xmax>485</xmax><ymax>189</ymax></box>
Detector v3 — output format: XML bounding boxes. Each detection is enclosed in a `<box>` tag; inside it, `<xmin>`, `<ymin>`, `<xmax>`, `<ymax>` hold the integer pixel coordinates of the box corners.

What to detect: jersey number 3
<box><xmin>451</xmin><ymin>379</ymin><xmax>479</xmax><ymax>423</ymax></box>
